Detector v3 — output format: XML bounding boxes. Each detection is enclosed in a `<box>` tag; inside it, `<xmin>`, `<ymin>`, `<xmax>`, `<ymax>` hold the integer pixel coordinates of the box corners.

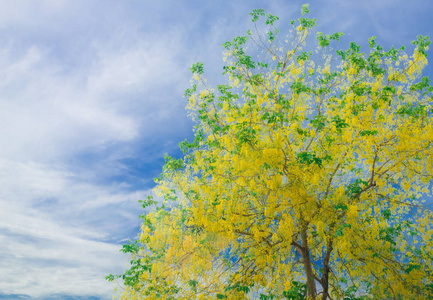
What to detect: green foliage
<box><xmin>297</xmin><ymin>151</ymin><xmax>324</xmax><ymax>168</ymax></box>
<box><xmin>345</xmin><ymin>179</ymin><xmax>369</xmax><ymax>198</ymax></box>
<box><xmin>190</xmin><ymin>62</ymin><xmax>204</xmax><ymax>74</ymax></box>
<box><xmin>298</xmin><ymin>17</ymin><xmax>316</xmax><ymax>29</ymax></box>
<box><xmin>163</xmin><ymin>154</ymin><xmax>184</xmax><ymax>171</ymax></box>
<box><xmin>249</xmin><ymin>8</ymin><xmax>279</xmax><ymax>26</ymax></box>
<box><xmin>250</xmin><ymin>9</ymin><xmax>265</xmax><ymax>22</ymax></box>
<box><xmin>120</xmin><ymin>240</ymin><xmax>140</xmax><ymax>254</ymax></box>
<box><xmin>282</xmin><ymin>281</ymin><xmax>306</xmax><ymax>299</ymax></box>
<box><xmin>412</xmin><ymin>35</ymin><xmax>431</xmax><ymax>57</ymax></box>
<box><xmin>331</xmin><ymin>115</ymin><xmax>349</xmax><ymax>133</ymax></box>
<box><xmin>109</xmin><ymin>4</ymin><xmax>433</xmax><ymax>300</ymax></box>
<box><xmin>259</xmin><ymin>293</ymin><xmax>275</xmax><ymax>300</ymax></box>
<box><xmin>410</xmin><ymin>76</ymin><xmax>433</xmax><ymax>95</ymax></box>
<box><xmin>335</xmin><ymin>223</ymin><xmax>352</xmax><ymax>237</ymax></box>
<box><xmin>359</xmin><ymin>130</ymin><xmax>378</xmax><ymax>136</ymax></box>
<box><xmin>301</xmin><ymin>4</ymin><xmax>309</xmax><ymax>16</ymax></box>
<box><xmin>317</xmin><ymin>31</ymin><xmax>344</xmax><ymax>47</ymax></box>
<box><xmin>296</xmin><ymin>51</ymin><xmax>312</xmax><ymax>63</ymax></box>
<box><xmin>382</xmin><ymin>209</ymin><xmax>392</xmax><ymax>220</ymax></box>
<box><xmin>396</xmin><ymin>103</ymin><xmax>426</xmax><ymax>118</ymax></box>
<box><xmin>310</xmin><ymin>114</ymin><xmax>326</xmax><ymax>130</ymax></box>
<box><xmin>138</xmin><ymin>195</ymin><xmax>158</xmax><ymax>209</ymax></box>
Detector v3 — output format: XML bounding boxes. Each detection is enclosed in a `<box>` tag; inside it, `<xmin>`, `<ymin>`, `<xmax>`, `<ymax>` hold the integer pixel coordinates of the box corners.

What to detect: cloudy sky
<box><xmin>0</xmin><ymin>0</ymin><xmax>432</xmax><ymax>299</ymax></box>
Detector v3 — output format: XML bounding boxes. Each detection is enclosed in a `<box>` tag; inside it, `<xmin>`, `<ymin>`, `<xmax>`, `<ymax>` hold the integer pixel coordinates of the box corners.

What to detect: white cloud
<box><xmin>0</xmin><ymin>158</ymin><xmax>153</xmax><ymax>298</ymax></box>
<box><xmin>0</xmin><ymin>0</ymin><xmax>431</xmax><ymax>299</ymax></box>
<box><xmin>0</xmin><ymin>217</ymin><xmax>126</xmax><ymax>298</ymax></box>
<box><xmin>0</xmin><ymin>3</ymin><xmax>187</xmax><ymax>296</ymax></box>
<box><xmin>0</xmin><ymin>45</ymin><xmax>139</xmax><ymax>163</ymax></box>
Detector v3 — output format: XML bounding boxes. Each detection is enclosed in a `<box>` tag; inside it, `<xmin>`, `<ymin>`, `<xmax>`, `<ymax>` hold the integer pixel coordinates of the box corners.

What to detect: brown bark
<box><xmin>301</xmin><ymin>228</ymin><xmax>317</xmax><ymax>300</ymax></box>
<box><xmin>321</xmin><ymin>240</ymin><xmax>333</xmax><ymax>300</ymax></box>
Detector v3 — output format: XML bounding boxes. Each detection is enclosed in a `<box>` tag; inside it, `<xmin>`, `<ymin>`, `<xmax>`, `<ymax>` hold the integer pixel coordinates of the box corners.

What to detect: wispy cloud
<box><xmin>0</xmin><ymin>1</ymin><xmax>188</xmax><ymax>298</ymax></box>
<box><xmin>0</xmin><ymin>158</ymin><xmax>151</xmax><ymax>298</ymax></box>
<box><xmin>0</xmin><ymin>0</ymin><xmax>432</xmax><ymax>299</ymax></box>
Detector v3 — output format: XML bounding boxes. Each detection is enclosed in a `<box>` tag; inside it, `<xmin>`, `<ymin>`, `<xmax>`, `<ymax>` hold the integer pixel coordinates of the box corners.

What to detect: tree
<box><xmin>108</xmin><ymin>5</ymin><xmax>433</xmax><ymax>300</ymax></box>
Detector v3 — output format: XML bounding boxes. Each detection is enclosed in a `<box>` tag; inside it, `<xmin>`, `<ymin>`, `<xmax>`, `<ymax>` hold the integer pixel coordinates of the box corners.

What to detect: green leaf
<box><xmin>250</xmin><ymin>9</ymin><xmax>265</xmax><ymax>22</ymax></box>
<box><xmin>296</xmin><ymin>51</ymin><xmax>312</xmax><ymax>62</ymax></box>
<box><xmin>138</xmin><ymin>195</ymin><xmax>158</xmax><ymax>209</ymax></box>
<box><xmin>266</xmin><ymin>14</ymin><xmax>279</xmax><ymax>26</ymax></box>
<box><xmin>335</xmin><ymin>224</ymin><xmax>351</xmax><ymax>237</ymax></box>
<box><xmin>297</xmin><ymin>151</ymin><xmax>324</xmax><ymax>168</ymax></box>
<box><xmin>190</xmin><ymin>62</ymin><xmax>204</xmax><ymax>75</ymax></box>
<box><xmin>291</xmin><ymin>80</ymin><xmax>311</xmax><ymax>94</ymax></box>
<box><xmin>310</xmin><ymin>114</ymin><xmax>326</xmax><ymax>130</ymax></box>
<box><xmin>349</xmin><ymin>42</ymin><xmax>361</xmax><ymax>53</ymax></box>
<box><xmin>411</xmin><ymin>35</ymin><xmax>431</xmax><ymax>57</ymax></box>
<box><xmin>410</xmin><ymin>76</ymin><xmax>432</xmax><ymax>94</ymax></box>
<box><xmin>396</xmin><ymin>103</ymin><xmax>426</xmax><ymax>118</ymax></box>
<box><xmin>330</xmin><ymin>32</ymin><xmax>344</xmax><ymax>41</ymax></box>
<box><xmin>301</xmin><ymin>4</ymin><xmax>309</xmax><ymax>15</ymax></box>
<box><xmin>334</xmin><ymin>203</ymin><xmax>348</xmax><ymax>211</ymax></box>
<box><xmin>163</xmin><ymin>154</ymin><xmax>184</xmax><ymax>171</ymax></box>
<box><xmin>105</xmin><ymin>274</ymin><xmax>117</xmax><ymax>282</ymax></box>
<box><xmin>368</xmin><ymin>36</ymin><xmax>377</xmax><ymax>48</ymax></box>
<box><xmin>260</xmin><ymin>293</ymin><xmax>275</xmax><ymax>300</ymax></box>
<box><xmin>184</xmin><ymin>84</ymin><xmax>197</xmax><ymax>97</ymax></box>
<box><xmin>298</xmin><ymin>17</ymin><xmax>317</xmax><ymax>29</ymax></box>
<box><xmin>283</xmin><ymin>281</ymin><xmax>306</xmax><ymax>299</ymax></box>
<box><xmin>331</xmin><ymin>115</ymin><xmax>349</xmax><ymax>133</ymax></box>
<box><xmin>316</xmin><ymin>32</ymin><xmax>330</xmax><ymax>47</ymax></box>
<box><xmin>120</xmin><ymin>240</ymin><xmax>140</xmax><ymax>254</ymax></box>
<box><xmin>382</xmin><ymin>209</ymin><xmax>391</xmax><ymax>220</ymax></box>
<box><xmin>359</xmin><ymin>130</ymin><xmax>378</xmax><ymax>137</ymax></box>
<box><xmin>345</xmin><ymin>179</ymin><xmax>369</xmax><ymax>198</ymax></box>
<box><xmin>188</xmin><ymin>279</ymin><xmax>198</xmax><ymax>289</ymax></box>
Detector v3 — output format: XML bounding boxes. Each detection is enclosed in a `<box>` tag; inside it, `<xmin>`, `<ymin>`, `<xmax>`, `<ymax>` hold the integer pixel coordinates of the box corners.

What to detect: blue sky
<box><xmin>0</xmin><ymin>0</ymin><xmax>432</xmax><ymax>299</ymax></box>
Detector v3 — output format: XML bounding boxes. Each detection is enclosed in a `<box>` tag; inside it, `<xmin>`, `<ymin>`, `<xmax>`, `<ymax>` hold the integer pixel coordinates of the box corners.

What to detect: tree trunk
<box><xmin>321</xmin><ymin>240</ymin><xmax>333</xmax><ymax>300</ymax></box>
<box><xmin>301</xmin><ymin>228</ymin><xmax>317</xmax><ymax>300</ymax></box>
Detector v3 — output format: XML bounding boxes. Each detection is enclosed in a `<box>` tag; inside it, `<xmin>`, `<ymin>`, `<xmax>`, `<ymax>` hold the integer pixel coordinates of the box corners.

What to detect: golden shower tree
<box><xmin>108</xmin><ymin>5</ymin><xmax>433</xmax><ymax>300</ymax></box>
